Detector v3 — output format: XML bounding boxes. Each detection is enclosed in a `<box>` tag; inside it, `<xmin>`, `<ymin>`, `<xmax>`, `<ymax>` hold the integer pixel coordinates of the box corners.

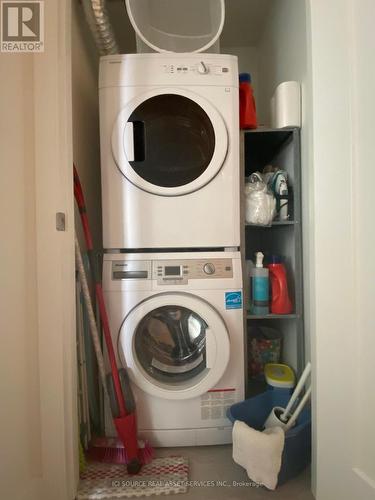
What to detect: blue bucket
<box><xmin>227</xmin><ymin>391</ymin><xmax>311</xmax><ymax>485</ymax></box>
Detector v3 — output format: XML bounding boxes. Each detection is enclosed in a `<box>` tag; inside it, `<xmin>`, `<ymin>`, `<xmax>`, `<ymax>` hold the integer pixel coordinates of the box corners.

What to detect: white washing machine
<box><xmin>103</xmin><ymin>251</ymin><xmax>245</xmax><ymax>447</ymax></box>
<box><xmin>99</xmin><ymin>53</ymin><xmax>240</xmax><ymax>250</ymax></box>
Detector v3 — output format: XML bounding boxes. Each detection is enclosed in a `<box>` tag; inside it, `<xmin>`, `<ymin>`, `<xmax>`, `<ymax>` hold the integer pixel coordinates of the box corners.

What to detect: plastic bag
<box><xmin>245</xmin><ymin>173</ymin><xmax>276</xmax><ymax>226</ymax></box>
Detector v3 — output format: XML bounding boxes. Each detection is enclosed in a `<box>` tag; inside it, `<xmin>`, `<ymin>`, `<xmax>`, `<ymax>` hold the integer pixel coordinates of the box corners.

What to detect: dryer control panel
<box><xmin>100</xmin><ymin>55</ymin><xmax>238</xmax><ymax>89</ymax></box>
<box><xmin>162</xmin><ymin>61</ymin><xmax>230</xmax><ymax>76</ymax></box>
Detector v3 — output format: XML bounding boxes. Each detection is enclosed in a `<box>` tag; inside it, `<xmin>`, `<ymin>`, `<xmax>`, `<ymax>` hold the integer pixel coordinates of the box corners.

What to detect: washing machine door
<box><xmin>111</xmin><ymin>88</ymin><xmax>228</xmax><ymax>196</ymax></box>
<box><xmin>118</xmin><ymin>293</ymin><xmax>230</xmax><ymax>400</ymax></box>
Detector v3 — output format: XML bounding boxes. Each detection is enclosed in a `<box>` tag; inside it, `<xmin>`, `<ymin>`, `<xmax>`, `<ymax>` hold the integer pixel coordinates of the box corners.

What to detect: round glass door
<box><xmin>134</xmin><ymin>305</ymin><xmax>207</xmax><ymax>384</ymax></box>
<box><xmin>112</xmin><ymin>88</ymin><xmax>228</xmax><ymax>196</ymax></box>
<box><xmin>127</xmin><ymin>95</ymin><xmax>215</xmax><ymax>188</ymax></box>
<box><xmin>118</xmin><ymin>293</ymin><xmax>230</xmax><ymax>400</ymax></box>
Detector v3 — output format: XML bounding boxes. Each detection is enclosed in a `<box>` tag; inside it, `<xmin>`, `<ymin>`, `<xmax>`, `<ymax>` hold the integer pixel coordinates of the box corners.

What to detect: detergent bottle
<box><xmin>268</xmin><ymin>255</ymin><xmax>293</xmax><ymax>314</ymax></box>
<box><xmin>239</xmin><ymin>73</ymin><xmax>257</xmax><ymax>129</ymax></box>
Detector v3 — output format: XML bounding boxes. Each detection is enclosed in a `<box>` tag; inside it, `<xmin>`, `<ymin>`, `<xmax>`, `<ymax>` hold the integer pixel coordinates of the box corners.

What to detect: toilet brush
<box><xmin>279</xmin><ymin>362</ymin><xmax>311</xmax><ymax>423</ymax></box>
<box><xmin>264</xmin><ymin>362</ymin><xmax>311</xmax><ymax>431</ymax></box>
<box><xmin>284</xmin><ymin>385</ymin><xmax>312</xmax><ymax>431</ymax></box>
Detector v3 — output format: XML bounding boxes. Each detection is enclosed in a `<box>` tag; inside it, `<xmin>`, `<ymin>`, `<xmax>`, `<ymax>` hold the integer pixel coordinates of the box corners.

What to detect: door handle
<box><xmin>205</xmin><ymin>329</ymin><xmax>216</xmax><ymax>369</ymax></box>
<box><xmin>124</xmin><ymin>122</ymin><xmax>134</xmax><ymax>162</ymax></box>
<box><xmin>124</xmin><ymin>121</ymin><xmax>145</xmax><ymax>163</ymax></box>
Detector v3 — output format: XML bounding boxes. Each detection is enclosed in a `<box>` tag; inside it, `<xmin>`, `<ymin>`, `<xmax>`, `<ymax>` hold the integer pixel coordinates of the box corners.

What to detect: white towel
<box><xmin>232</xmin><ymin>420</ymin><xmax>285</xmax><ymax>490</ymax></box>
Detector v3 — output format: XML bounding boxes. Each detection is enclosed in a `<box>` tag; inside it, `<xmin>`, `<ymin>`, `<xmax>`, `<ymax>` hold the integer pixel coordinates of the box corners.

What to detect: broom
<box><xmin>75</xmin><ymin>236</ymin><xmax>153</xmax><ymax>471</ymax></box>
<box><xmin>74</xmin><ymin>166</ymin><xmax>153</xmax><ymax>473</ymax></box>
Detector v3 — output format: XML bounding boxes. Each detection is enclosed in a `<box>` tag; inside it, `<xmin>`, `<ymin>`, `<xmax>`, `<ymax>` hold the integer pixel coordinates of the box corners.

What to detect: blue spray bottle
<box><xmin>250</xmin><ymin>252</ymin><xmax>269</xmax><ymax>315</ymax></box>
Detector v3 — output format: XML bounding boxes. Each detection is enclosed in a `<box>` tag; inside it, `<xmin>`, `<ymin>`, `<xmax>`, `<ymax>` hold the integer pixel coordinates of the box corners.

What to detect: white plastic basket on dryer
<box><xmin>125</xmin><ymin>0</ymin><xmax>225</xmax><ymax>53</ymax></box>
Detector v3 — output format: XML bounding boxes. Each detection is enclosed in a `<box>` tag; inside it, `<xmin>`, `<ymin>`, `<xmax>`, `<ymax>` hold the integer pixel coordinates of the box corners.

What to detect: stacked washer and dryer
<box><xmin>99</xmin><ymin>1</ymin><xmax>245</xmax><ymax>447</ymax></box>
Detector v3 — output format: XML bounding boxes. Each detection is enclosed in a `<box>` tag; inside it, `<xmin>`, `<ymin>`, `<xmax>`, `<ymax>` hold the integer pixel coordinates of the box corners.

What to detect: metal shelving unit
<box><xmin>241</xmin><ymin>127</ymin><xmax>305</xmax><ymax>397</ymax></box>
<box><xmin>247</xmin><ymin>314</ymin><xmax>300</xmax><ymax>320</ymax></box>
<box><xmin>245</xmin><ymin>220</ymin><xmax>297</xmax><ymax>227</ymax></box>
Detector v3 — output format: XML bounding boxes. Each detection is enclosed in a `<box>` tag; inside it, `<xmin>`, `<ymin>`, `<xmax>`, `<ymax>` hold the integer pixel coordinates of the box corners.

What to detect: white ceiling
<box><xmin>106</xmin><ymin>0</ymin><xmax>273</xmax><ymax>52</ymax></box>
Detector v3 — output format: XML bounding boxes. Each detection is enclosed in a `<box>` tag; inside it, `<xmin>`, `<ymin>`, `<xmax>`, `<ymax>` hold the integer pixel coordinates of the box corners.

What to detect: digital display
<box><xmin>164</xmin><ymin>266</ymin><xmax>181</xmax><ymax>276</ymax></box>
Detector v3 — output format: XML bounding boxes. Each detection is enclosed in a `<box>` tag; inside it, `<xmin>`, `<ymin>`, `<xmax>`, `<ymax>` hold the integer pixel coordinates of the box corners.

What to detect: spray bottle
<box><xmin>250</xmin><ymin>252</ymin><xmax>269</xmax><ymax>315</ymax></box>
<box><xmin>269</xmin><ymin>170</ymin><xmax>289</xmax><ymax>221</ymax></box>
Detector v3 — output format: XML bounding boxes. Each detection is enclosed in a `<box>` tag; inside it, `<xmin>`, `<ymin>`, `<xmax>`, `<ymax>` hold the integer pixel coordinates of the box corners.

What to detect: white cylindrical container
<box><xmin>271</xmin><ymin>81</ymin><xmax>301</xmax><ymax>129</ymax></box>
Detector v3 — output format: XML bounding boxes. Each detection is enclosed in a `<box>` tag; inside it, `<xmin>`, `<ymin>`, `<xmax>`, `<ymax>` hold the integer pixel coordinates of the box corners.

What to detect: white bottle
<box><xmin>250</xmin><ymin>252</ymin><xmax>269</xmax><ymax>316</ymax></box>
<box><xmin>278</xmin><ymin>176</ymin><xmax>289</xmax><ymax>221</ymax></box>
<box><xmin>245</xmin><ymin>260</ymin><xmax>254</xmax><ymax>307</ymax></box>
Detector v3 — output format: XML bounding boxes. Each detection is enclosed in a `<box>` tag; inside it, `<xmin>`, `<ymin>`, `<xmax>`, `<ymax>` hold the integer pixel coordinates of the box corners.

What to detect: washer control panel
<box><xmin>111</xmin><ymin>258</ymin><xmax>233</xmax><ymax>284</ymax></box>
<box><xmin>153</xmin><ymin>258</ymin><xmax>233</xmax><ymax>285</ymax></box>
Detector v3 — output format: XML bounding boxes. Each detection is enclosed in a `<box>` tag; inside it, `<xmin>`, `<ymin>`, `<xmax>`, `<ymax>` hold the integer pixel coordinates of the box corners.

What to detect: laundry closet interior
<box><xmin>72</xmin><ymin>0</ymin><xmax>311</xmax><ymax>495</ymax></box>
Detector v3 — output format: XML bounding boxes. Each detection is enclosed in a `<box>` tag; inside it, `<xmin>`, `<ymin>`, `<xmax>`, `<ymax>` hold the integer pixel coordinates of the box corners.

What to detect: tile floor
<box><xmin>154</xmin><ymin>445</ymin><xmax>314</xmax><ymax>500</ymax></box>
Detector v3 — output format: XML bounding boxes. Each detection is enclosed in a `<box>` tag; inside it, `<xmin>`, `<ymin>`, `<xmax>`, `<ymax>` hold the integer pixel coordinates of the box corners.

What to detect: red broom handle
<box><xmin>73</xmin><ymin>165</ymin><xmax>127</xmax><ymax>418</ymax></box>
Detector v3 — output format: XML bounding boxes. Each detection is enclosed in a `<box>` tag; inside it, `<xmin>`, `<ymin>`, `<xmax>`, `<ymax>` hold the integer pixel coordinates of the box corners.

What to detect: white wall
<box><xmin>0</xmin><ymin>2</ymin><xmax>77</xmax><ymax>499</ymax></box>
<box><xmin>352</xmin><ymin>0</ymin><xmax>375</xmax><ymax>486</ymax></box>
<box><xmin>309</xmin><ymin>0</ymin><xmax>375</xmax><ymax>497</ymax></box>
<box><xmin>72</xmin><ymin>0</ymin><xmax>102</xmax><ymax>250</ymax></box>
<box><xmin>0</xmin><ymin>53</ymin><xmax>43</xmax><ymax>500</ymax></box>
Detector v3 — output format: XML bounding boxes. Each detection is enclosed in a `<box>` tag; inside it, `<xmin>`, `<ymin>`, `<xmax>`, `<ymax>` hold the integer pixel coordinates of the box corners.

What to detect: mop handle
<box><xmin>285</xmin><ymin>385</ymin><xmax>312</xmax><ymax>431</ymax></box>
<box><xmin>75</xmin><ymin>235</ymin><xmax>110</xmax><ymax>402</ymax></box>
<box><xmin>281</xmin><ymin>362</ymin><xmax>311</xmax><ymax>421</ymax></box>
<box><xmin>74</xmin><ymin>166</ymin><xmax>127</xmax><ymax>418</ymax></box>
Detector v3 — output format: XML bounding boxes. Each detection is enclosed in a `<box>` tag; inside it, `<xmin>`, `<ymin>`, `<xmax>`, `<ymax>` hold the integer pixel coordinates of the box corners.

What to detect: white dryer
<box><xmin>102</xmin><ymin>251</ymin><xmax>245</xmax><ymax>447</ymax></box>
<box><xmin>99</xmin><ymin>53</ymin><xmax>240</xmax><ymax>250</ymax></box>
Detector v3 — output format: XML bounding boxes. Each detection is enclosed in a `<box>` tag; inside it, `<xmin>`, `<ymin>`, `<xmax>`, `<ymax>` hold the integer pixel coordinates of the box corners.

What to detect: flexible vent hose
<box><xmin>82</xmin><ymin>0</ymin><xmax>119</xmax><ymax>55</ymax></box>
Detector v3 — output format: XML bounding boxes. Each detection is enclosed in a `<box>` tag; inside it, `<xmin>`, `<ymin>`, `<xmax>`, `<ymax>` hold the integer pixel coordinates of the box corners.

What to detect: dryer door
<box><xmin>112</xmin><ymin>88</ymin><xmax>228</xmax><ymax>196</ymax></box>
<box><xmin>118</xmin><ymin>293</ymin><xmax>230</xmax><ymax>400</ymax></box>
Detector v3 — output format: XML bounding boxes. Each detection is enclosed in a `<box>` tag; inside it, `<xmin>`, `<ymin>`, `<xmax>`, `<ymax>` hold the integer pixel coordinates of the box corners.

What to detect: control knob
<box><xmin>197</xmin><ymin>61</ymin><xmax>209</xmax><ymax>74</ymax></box>
<box><xmin>203</xmin><ymin>263</ymin><xmax>215</xmax><ymax>275</ymax></box>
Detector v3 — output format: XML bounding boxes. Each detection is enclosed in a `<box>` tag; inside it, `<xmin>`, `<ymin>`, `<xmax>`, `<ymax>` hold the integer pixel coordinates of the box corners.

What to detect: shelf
<box><xmin>271</xmin><ymin>220</ymin><xmax>296</xmax><ymax>226</ymax></box>
<box><xmin>243</xmin><ymin>127</ymin><xmax>304</xmax><ymax>376</ymax></box>
<box><xmin>247</xmin><ymin>313</ymin><xmax>300</xmax><ymax>320</ymax></box>
<box><xmin>244</xmin><ymin>129</ymin><xmax>294</xmax><ymax>175</ymax></box>
<box><xmin>245</xmin><ymin>220</ymin><xmax>297</xmax><ymax>227</ymax></box>
<box><xmin>243</xmin><ymin>126</ymin><xmax>299</xmax><ymax>134</ymax></box>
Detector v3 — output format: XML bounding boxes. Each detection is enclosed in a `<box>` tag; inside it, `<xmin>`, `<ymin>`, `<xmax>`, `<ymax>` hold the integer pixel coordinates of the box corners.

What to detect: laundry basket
<box><xmin>227</xmin><ymin>391</ymin><xmax>311</xmax><ymax>485</ymax></box>
<box><xmin>125</xmin><ymin>0</ymin><xmax>225</xmax><ymax>53</ymax></box>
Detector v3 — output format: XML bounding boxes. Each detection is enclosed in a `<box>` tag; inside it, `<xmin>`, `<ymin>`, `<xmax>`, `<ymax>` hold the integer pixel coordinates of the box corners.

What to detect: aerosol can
<box><xmin>270</xmin><ymin>170</ymin><xmax>289</xmax><ymax>220</ymax></box>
